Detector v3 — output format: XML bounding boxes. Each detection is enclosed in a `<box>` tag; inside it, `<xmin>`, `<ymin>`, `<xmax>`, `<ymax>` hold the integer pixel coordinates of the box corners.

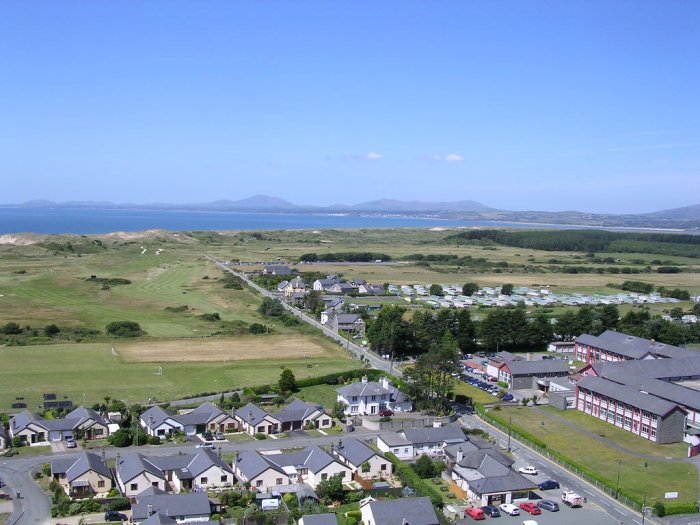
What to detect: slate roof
<box><xmin>131</xmin><ymin>492</ymin><xmax>211</xmax><ymax>522</ymax></box>
<box><xmin>331</xmin><ymin>438</ymin><xmax>381</xmax><ymax>467</ymax></box>
<box><xmin>576</xmin><ymin>330</ymin><xmax>696</xmax><ymax>360</ymax></box>
<box><xmin>63</xmin><ymin>451</ymin><xmax>111</xmax><ymax>482</ymax></box>
<box><xmin>264</xmin><ymin>265</ymin><xmax>292</xmax><ymax>276</ymax></box>
<box><xmin>139</xmin><ymin>512</ymin><xmax>177</xmax><ymax>525</ymax></box>
<box><xmin>290</xmin><ymin>277</ymin><xmax>305</xmax><ymax>288</ymax></box>
<box><xmin>117</xmin><ymin>454</ymin><xmax>166</xmax><ymax>484</ymax></box>
<box><xmin>577</xmin><ymin>376</ymin><xmax>683</xmax><ymax>416</ymax></box>
<box><xmin>272</xmin><ymin>398</ymin><xmax>323</xmax><ymax>423</ymax></box>
<box><xmin>336</xmin><ymin>314</ymin><xmax>364</xmax><ymax>324</ymax></box>
<box><xmin>363</xmin><ymin>497</ymin><xmax>439</xmax><ymax>525</ymax></box>
<box><xmin>236</xmin><ymin>403</ymin><xmax>276</xmax><ymax>427</ymax></box>
<box><xmin>10</xmin><ymin>411</ymin><xmax>48</xmax><ymax>433</ymax></box>
<box><xmin>465</xmin><ymin>469</ymin><xmax>538</xmax><ymax>495</ymax></box>
<box><xmin>141</xmin><ymin>406</ymin><xmax>178</xmax><ymax>429</ymax></box>
<box><xmin>299</xmin><ymin>514</ymin><xmax>338</xmax><ymax>525</ymax></box>
<box><xmin>400</xmin><ymin>426</ymin><xmax>466</xmax><ymax>446</ymax></box>
<box><xmin>501</xmin><ymin>359</ymin><xmax>570</xmax><ymax>376</ymax></box>
<box><xmin>263</xmin><ymin>445</ymin><xmax>336</xmax><ymax>474</ymax></box>
<box><xmin>233</xmin><ymin>450</ymin><xmax>285</xmax><ymax>480</ymax></box>
<box><xmin>65</xmin><ymin>406</ymin><xmax>108</xmax><ymax>427</ymax></box>
<box><xmin>337</xmin><ymin>382</ymin><xmax>391</xmax><ymax>398</ymax></box>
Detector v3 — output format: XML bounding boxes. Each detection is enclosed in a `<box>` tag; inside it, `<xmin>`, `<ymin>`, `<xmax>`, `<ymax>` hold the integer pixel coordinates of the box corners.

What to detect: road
<box><xmin>206</xmin><ymin>255</ymin><xmax>401</xmax><ymax>377</ymax></box>
<box><xmin>0</xmin><ymin>458</ymin><xmax>51</xmax><ymax>525</ymax></box>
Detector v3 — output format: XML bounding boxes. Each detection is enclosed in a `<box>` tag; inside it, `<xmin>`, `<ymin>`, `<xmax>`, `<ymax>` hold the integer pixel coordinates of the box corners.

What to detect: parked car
<box><xmin>202</xmin><ymin>431</ymin><xmax>213</xmax><ymax>441</ymax></box>
<box><xmin>64</xmin><ymin>437</ymin><xmax>77</xmax><ymax>449</ymax></box>
<box><xmin>537</xmin><ymin>500</ymin><xmax>559</xmax><ymax>512</ymax></box>
<box><xmin>105</xmin><ymin>511</ymin><xmax>128</xmax><ymax>522</ymax></box>
<box><xmin>481</xmin><ymin>505</ymin><xmax>500</xmax><ymax>517</ymax></box>
<box><xmin>214</xmin><ymin>431</ymin><xmax>225</xmax><ymax>440</ymax></box>
<box><xmin>498</xmin><ymin>503</ymin><xmax>520</xmax><ymax>516</ymax></box>
<box><xmin>519</xmin><ymin>502</ymin><xmax>541</xmax><ymax>515</ymax></box>
<box><xmin>518</xmin><ymin>465</ymin><xmax>538</xmax><ymax>475</ymax></box>
<box><xmin>466</xmin><ymin>507</ymin><xmax>485</xmax><ymax>520</ymax></box>
<box><xmin>502</xmin><ymin>394</ymin><xmax>514</xmax><ymax>402</ymax></box>
<box><xmin>522</xmin><ymin>521</ymin><xmax>539</xmax><ymax>525</ymax></box>
<box><xmin>378</xmin><ymin>409</ymin><xmax>394</xmax><ymax>417</ymax></box>
<box><xmin>538</xmin><ymin>479</ymin><xmax>560</xmax><ymax>490</ymax></box>
<box><xmin>196</xmin><ymin>442</ymin><xmax>215</xmax><ymax>449</ymax></box>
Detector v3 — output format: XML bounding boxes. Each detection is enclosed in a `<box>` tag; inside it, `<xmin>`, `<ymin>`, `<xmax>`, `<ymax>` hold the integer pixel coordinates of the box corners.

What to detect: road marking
<box><xmin>583</xmin><ymin>490</ymin><xmax>595</xmax><ymax>496</ymax></box>
<box><xmin>599</xmin><ymin>500</ymin><xmax>611</xmax><ymax>507</ymax></box>
<box><xmin>633</xmin><ymin>520</ymin><xmax>642</xmax><ymax>525</ymax></box>
<box><xmin>613</xmin><ymin>508</ymin><xmax>628</xmax><ymax>516</ymax></box>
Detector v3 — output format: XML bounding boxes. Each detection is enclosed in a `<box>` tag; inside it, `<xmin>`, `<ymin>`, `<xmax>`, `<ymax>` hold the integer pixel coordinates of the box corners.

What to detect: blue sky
<box><xmin>0</xmin><ymin>1</ymin><xmax>698</xmax><ymax>213</ymax></box>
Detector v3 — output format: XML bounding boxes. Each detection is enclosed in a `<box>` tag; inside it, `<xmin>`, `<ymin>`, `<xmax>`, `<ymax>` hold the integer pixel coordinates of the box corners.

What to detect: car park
<box><xmin>519</xmin><ymin>502</ymin><xmax>541</xmax><ymax>515</ymax></box>
<box><xmin>105</xmin><ymin>511</ymin><xmax>128</xmax><ymax>522</ymax></box>
<box><xmin>466</xmin><ymin>507</ymin><xmax>485</xmax><ymax>520</ymax></box>
<box><xmin>498</xmin><ymin>503</ymin><xmax>520</xmax><ymax>516</ymax></box>
<box><xmin>538</xmin><ymin>479</ymin><xmax>560</xmax><ymax>490</ymax></box>
<box><xmin>518</xmin><ymin>465</ymin><xmax>538</xmax><ymax>475</ymax></box>
<box><xmin>537</xmin><ymin>500</ymin><xmax>559</xmax><ymax>512</ymax></box>
<box><xmin>481</xmin><ymin>505</ymin><xmax>500</xmax><ymax>517</ymax></box>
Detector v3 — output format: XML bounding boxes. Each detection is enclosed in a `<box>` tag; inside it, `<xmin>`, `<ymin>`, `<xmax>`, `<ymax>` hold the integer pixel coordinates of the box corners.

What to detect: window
<box><xmin>97</xmin><ymin>480</ymin><xmax>105</xmax><ymax>488</ymax></box>
<box><xmin>200</xmin><ymin>477</ymin><xmax>208</xmax><ymax>484</ymax></box>
<box><xmin>130</xmin><ymin>483</ymin><xmax>138</xmax><ymax>491</ymax></box>
<box><xmin>403</xmin><ymin>448</ymin><xmax>409</xmax><ymax>454</ymax></box>
<box><xmin>624</xmin><ymin>416</ymin><xmax>632</xmax><ymax>429</ymax></box>
<box><xmin>380</xmin><ymin>464</ymin><xmax>387</xmax><ymax>471</ymax></box>
<box><xmin>585</xmin><ymin>402</ymin><xmax>591</xmax><ymax>412</ymax></box>
<box><xmin>93</xmin><ymin>429</ymin><xmax>103</xmax><ymax>436</ymax></box>
<box><xmin>152</xmin><ymin>482</ymin><xmax>159</xmax><ymax>488</ymax></box>
<box><xmin>651</xmin><ymin>427</ymin><xmax>657</xmax><ymax>438</ymax></box>
<box><xmin>352</xmin><ymin>396</ymin><xmax>358</xmax><ymax>402</ymax></box>
<box><xmin>616</xmin><ymin>414</ymin><xmax>623</xmax><ymax>425</ymax></box>
<box><xmin>351</xmin><ymin>406</ymin><xmax>358</xmax><ymax>414</ymax></box>
<box><xmin>321</xmin><ymin>473</ymin><xmax>328</xmax><ymax>481</ymax></box>
<box><xmin>371</xmin><ymin>396</ymin><xmax>376</xmax><ymax>401</ymax></box>
<box><xmin>256</xmin><ymin>480</ymin><xmax>263</xmax><ymax>488</ymax></box>
<box><xmin>641</xmin><ymin>424</ymin><xmax>649</xmax><ymax>435</ymax></box>
<box><xmin>393</xmin><ymin>448</ymin><xmax>399</xmax><ymax>453</ymax></box>
<box><xmin>221</xmin><ymin>475</ymin><xmax>228</xmax><ymax>483</ymax></box>
<box><xmin>276</xmin><ymin>478</ymin><xmax>283</xmax><ymax>485</ymax></box>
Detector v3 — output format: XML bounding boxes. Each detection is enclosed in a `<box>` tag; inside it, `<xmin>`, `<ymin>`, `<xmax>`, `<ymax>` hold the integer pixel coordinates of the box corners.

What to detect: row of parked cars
<box><xmin>461</xmin><ymin>374</ymin><xmax>514</xmax><ymax>402</ymax></box>
<box><xmin>466</xmin><ymin>499</ymin><xmax>561</xmax><ymax>520</ymax></box>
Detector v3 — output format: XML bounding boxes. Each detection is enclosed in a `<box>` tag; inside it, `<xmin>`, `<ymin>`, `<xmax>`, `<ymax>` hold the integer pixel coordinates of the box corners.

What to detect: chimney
<box><xmin>147</xmin><ymin>504</ymin><xmax>154</xmax><ymax>516</ymax></box>
<box><xmin>456</xmin><ymin>447</ymin><xmax>464</xmax><ymax>463</ymax></box>
<box><xmin>361</xmin><ymin>375</ymin><xmax>368</xmax><ymax>384</ymax></box>
<box><xmin>380</xmin><ymin>377</ymin><xmax>390</xmax><ymax>390</ymax></box>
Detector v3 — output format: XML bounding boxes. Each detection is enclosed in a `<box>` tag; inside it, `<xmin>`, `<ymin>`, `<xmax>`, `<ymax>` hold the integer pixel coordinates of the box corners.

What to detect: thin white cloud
<box><xmin>364</xmin><ymin>152</ymin><xmax>383</xmax><ymax>160</ymax></box>
<box><xmin>431</xmin><ymin>153</ymin><xmax>464</xmax><ymax>162</ymax></box>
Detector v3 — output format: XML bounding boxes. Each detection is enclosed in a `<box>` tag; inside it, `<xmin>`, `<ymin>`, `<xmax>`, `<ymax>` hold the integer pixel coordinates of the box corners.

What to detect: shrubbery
<box><xmin>105</xmin><ymin>321</ymin><xmax>144</xmax><ymax>337</ymax></box>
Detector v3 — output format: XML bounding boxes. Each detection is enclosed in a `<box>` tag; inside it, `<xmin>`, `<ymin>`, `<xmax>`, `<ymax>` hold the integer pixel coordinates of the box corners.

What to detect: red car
<box><xmin>378</xmin><ymin>409</ymin><xmax>394</xmax><ymax>417</ymax></box>
<box><xmin>519</xmin><ymin>502</ymin><xmax>542</xmax><ymax>515</ymax></box>
<box><xmin>465</xmin><ymin>507</ymin><xmax>485</xmax><ymax>520</ymax></box>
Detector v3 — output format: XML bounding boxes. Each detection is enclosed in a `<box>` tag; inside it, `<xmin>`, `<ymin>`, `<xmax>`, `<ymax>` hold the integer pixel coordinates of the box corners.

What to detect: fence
<box><xmin>474</xmin><ymin>406</ymin><xmax>644</xmax><ymax>513</ymax></box>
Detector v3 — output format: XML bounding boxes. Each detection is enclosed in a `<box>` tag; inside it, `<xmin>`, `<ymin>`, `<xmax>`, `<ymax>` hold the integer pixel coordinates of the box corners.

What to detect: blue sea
<box><xmin>0</xmin><ymin>207</ymin><xmax>593</xmax><ymax>235</ymax></box>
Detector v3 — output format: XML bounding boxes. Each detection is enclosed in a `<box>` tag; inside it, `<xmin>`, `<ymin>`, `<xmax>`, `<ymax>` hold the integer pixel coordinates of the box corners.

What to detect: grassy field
<box><xmin>296</xmin><ymin>384</ymin><xmax>340</xmax><ymax>409</ymax></box>
<box><xmin>453</xmin><ymin>381</ymin><xmax>500</xmax><ymax>405</ymax></box>
<box><xmin>0</xmin><ymin>341</ymin><xmax>358</xmax><ymax>410</ymax></box>
<box><xmin>492</xmin><ymin>405</ymin><xmax>697</xmax><ymax>504</ymax></box>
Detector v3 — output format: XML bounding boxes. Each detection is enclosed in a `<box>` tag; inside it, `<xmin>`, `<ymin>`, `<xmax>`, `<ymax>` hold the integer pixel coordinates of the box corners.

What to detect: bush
<box><xmin>385</xmin><ymin>452</ymin><xmax>443</xmax><ymax>508</ymax></box>
<box><xmin>147</xmin><ymin>435</ymin><xmax>162</xmax><ymax>445</ymax></box>
<box><xmin>107</xmin><ymin>428</ymin><xmax>133</xmax><ymax>447</ymax></box>
<box><xmin>663</xmin><ymin>502</ymin><xmax>699</xmax><ymax>516</ymax></box>
<box><xmin>254</xmin><ymin>433</ymin><xmax>267</xmax><ymax>440</ymax></box>
<box><xmin>106</xmin><ymin>497</ymin><xmax>131</xmax><ymax>511</ymax></box>
<box><xmin>198</xmin><ymin>312</ymin><xmax>221</xmax><ymax>322</ymax></box>
<box><xmin>249</xmin><ymin>323</ymin><xmax>267</xmax><ymax>334</ymax></box>
<box><xmin>653</xmin><ymin>502</ymin><xmax>666</xmax><ymax>517</ymax></box>
<box><xmin>11</xmin><ymin>436</ymin><xmax>23</xmax><ymax>448</ymax></box>
<box><xmin>105</xmin><ymin>321</ymin><xmax>143</xmax><ymax>337</ymax></box>
<box><xmin>42</xmin><ymin>463</ymin><xmax>52</xmax><ymax>476</ymax></box>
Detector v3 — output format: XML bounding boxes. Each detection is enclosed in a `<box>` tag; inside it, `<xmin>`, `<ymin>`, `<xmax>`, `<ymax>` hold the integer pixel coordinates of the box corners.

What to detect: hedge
<box><xmin>385</xmin><ymin>452</ymin><xmax>444</xmax><ymax>508</ymax></box>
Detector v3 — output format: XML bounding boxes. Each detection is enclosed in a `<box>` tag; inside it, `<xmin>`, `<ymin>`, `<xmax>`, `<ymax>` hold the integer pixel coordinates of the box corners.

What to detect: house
<box><xmin>51</xmin><ymin>451</ymin><xmax>112</xmax><ymax>498</ymax></box>
<box><xmin>359</xmin><ymin>496</ymin><xmax>439</xmax><ymax>525</ymax></box>
<box><xmin>9</xmin><ymin>406</ymin><xmax>111</xmax><ymax>446</ymax></box>
<box><xmin>357</xmin><ymin>284</ymin><xmax>385</xmax><ymax>295</ymax></box>
<box><xmin>327</xmin><ymin>282</ymin><xmax>357</xmax><ymax>294</ymax></box>
<box><xmin>232</xmin><ymin>446</ymin><xmax>351</xmax><ymax>491</ymax></box>
<box><xmin>322</xmin><ymin>296</ymin><xmax>344</xmax><ymax>310</ymax></box>
<box><xmin>376</xmin><ymin>426</ymin><xmax>466</xmax><ymax>460</ymax></box>
<box><xmin>445</xmin><ymin>442</ymin><xmax>536</xmax><ymax>506</ymax></box>
<box><xmin>574</xmin><ymin>330</ymin><xmax>696</xmax><ymax>364</ymax></box>
<box><xmin>575</xmin><ymin>376</ymin><xmax>688</xmax><ymax>444</ymax></box>
<box><xmin>547</xmin><ymin>341</ymin><xmax>575</xmax><ymax>353</ymax></box>
<box><xmin>298</xmin><ymin>514</ymin><xmax>338</xmax><ymax>525</ymax></box>
<box><xmin>336</xmin><ymin>376</ymin><xmax>412</xmax><ymax>416</ymax></box>
<box><xmin>8</xmin><ymin>411</ymin><xmax>49</xmax><ymax>446</ymax></box>
<box><xmin>234</xmin><ymin>403</ymin><xmax>281</xmax><ymax>436</ymax></box>
<box><xmin>313</xmin><ymin>275</ymin><xmax>342</xmax><ymax>292</ymax></box>
<box><xmin>329</xmin><ymin>438</ymin><xmax>391</xmax><ymax>479</ymax></box>
<box><xmin>270</xmin><ymin>398</ymin><xmax>333</xmax><ymax>432</ymax></box>
<box><xmin>497</xmin><ymin>359</ymin><xmax>570</xmax><ymax>391</ymax></box>
<box><xmin>131</xmin><ymin>490</ymin><xmax>214</xmax><ymax>523</ymax></box>
<box><xmin>141</xmin><ymin>403</ymin><xmax>237</xmax><ymax>437</ymax></box>
<box><xmin>283</xmin><ymin>277</ymin><xmax>306</xmax><ymax>298</ymax></box>
<box><xmin>62</xmin><ymin>406</ymin><xmax>111</xmax><ymax>440</ymax></box>
<box><xmin>115</xmin><ymin>450</ymin><xmax>233</xmax><ymax>497</ymax></box>
<box><xmin>320</xmin><ymin>309</ymin><xmax>366</xmax><ymax>335</ymax></box>
<box><xmin>264</xmin><ymin>265</ymin><xmax>292</xmax><ymax>276</ymax></box>
<box><xmin>0</xmin><ymin>425</ymin><xmax>6</xmax><ymax>449</ymax></box>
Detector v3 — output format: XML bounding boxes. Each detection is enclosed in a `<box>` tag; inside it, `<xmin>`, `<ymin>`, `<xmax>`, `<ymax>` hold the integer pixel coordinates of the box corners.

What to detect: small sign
<box><xmin>665</xmin><ymin>492</ymin><xmax>679</xmax><ymax>499</ymax></box>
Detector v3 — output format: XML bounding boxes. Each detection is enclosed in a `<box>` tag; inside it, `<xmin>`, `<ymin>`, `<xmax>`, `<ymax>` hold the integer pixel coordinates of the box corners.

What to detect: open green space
<box><xmin>296</xmin><ymin>384</ymin><xmax>340</xmax><ymax>410</ymax></box>
<box><xmin>453</xmin><ymin>381</ymin><xmax>501</xmax><ymax>405</ymax></box>
<box><xmin>490</xmin><ymin>405</ymin><xmax>697</xmax><ymax>504</ymax></box>
<box><xmin>0</xmin><ymin>341</ymin><xmax>358</xmax><ymax>410</ymax></box>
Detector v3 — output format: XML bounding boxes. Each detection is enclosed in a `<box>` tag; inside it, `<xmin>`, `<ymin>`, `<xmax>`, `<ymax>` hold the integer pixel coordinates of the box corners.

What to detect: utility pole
<box><xmin>615</xmin><ymin>459</ymin><xmax>622</xmax><ymax>499</ymax></box>
<box><xmin>507</xmin><ymin>416</ymin><xmax>512</xmax><ymax>452</ymax></box>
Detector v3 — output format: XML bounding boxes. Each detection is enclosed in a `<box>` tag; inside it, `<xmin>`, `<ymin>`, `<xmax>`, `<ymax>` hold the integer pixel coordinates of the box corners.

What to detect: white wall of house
<box><xmin>352</xmin><ymin>454</ymin><xmax>390</xmax><ymax>479</ymax></box>
<box><xmin>235</xmin><ymin>467</ymin><xmax>289</xmax><ymax>492</ymax></box>
<box><xmin>375</xmin><ymin>438</ymin><xmax>413</xmax><ymax>460</ymax></box>
<box><xmin>307</xmin><ymin>462</ymin><xmax>352</xmax><ymax>489</ymax></box>
<box><xmin>194</xmin><ymin>465</ymin><xmax>233</xmax><ymax>490</ymax></box>
<box><xmin>63</xmin><ymin>471</ymin><xmax>112</xmax><ymax>496</ymax></box>
<box><xmin>119</xmin><ymin>472</ymin><xmax>167</xmax><ymax>498</ymax></box>
<box><xmin>12</xmin><ymin>425</ymin><xmax>48</xmax><ymax>446</ymax></box>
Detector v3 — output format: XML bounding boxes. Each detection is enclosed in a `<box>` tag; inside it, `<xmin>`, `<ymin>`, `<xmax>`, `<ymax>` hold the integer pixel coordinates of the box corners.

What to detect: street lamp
<box><xmin>615</xmin><ymin>459</ymin><xmax>622</xmax><ymax>499</ymax></box>
<box><xmin>507</xmin><ymin>416</ymin><xmax>512</xmax><ymax>453</ymax></box>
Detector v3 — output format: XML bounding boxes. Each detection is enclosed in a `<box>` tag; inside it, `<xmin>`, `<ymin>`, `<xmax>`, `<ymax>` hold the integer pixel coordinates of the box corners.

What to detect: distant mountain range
<box><xmin>3</xmin><ymin>196</ymin><xmax>700</xmax><ymax>230</ymax></box>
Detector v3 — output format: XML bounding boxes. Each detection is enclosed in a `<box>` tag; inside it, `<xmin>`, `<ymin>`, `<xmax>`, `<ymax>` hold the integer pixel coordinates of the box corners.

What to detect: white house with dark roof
<box><xmin>232</xmin><ymin>446</ymin><xmax>351</xmax><ymax>491</ymax></box>
<box><xmin>141</xmin><ymin>403</ymin><xmax>237</xmax><ymax>437</ymax></box>
<box><xmin>9</xmin><ymin>406</ymin><xmax>111</xmax><ymax>446</ymax></box>
<box><xmin>313</xmin><ymin>275</ymin><xmax>342</xmax><ymax>292</ymax></box>
<box><xmin>329</xmin><ymin>438</ymin><xmax>391</xmax><ymax>480</ymax></box>
<box><xmin>359</xmin><ymin>496</ymin><xmax>439</xmax><ymax>525</ymax></box>
<box><xmin>321</xmin><ymin>311</ymin><xmax>366</xmax><ymax>335</ymax></box>
<box><xmin>51</xmin><ymin>451</ymin><xmax>113</xmax><ymax>498</ymax></box>
<box><xmin>336</xmin><ymin>376</ymin><xmax>412</xmax><ymax>416</ymax></box>
<box><xmin>115</xmin><ymin>450</ymin><xmax>233</xmax><ymax>497</ymax></box>
<box><xmin>234</xmin><ymin>399</ymin><xmax>331</xmax><ymax>436</ymax></box>
<box><xmin>376</xmin><ymin>426</ymin><xmax>466</xmax><ymax>460</ymax></box>
<box><xmin>263</xmin><ymin>265</ymin><xmax>292</xmax><ymax>276</ymax></box>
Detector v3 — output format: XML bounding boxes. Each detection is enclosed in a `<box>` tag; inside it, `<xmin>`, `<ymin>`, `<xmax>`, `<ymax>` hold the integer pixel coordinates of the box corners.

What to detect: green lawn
<box><xmin>491</xmin><ymin>406</ymin><xmax>698</xmax><ymax>504</ymax></box>
<box><xmin>296</xmin><ymin>384</ymin><xmax>340</xmax><ymax>410</ymax></box>
<box><xmin>0</xmin><ymin>341</ymin><xmax>358</xmax><ymax>410</ymax></box>
<box><xmin>453</xmin><ymin>381</ymin><xmax>500</xmax><ymax>405</ymax></box>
